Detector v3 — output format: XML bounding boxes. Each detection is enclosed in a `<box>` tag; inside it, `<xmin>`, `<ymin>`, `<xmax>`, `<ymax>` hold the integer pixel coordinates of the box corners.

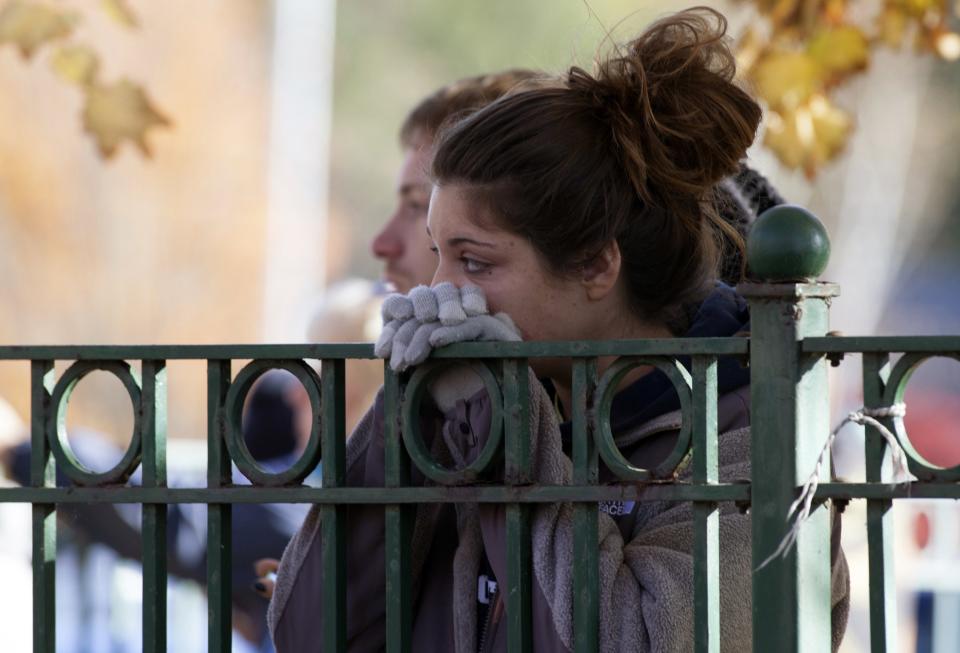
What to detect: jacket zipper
<box><xmin>478</xmin><ymin>592</ymin><xmax>503</xmax><ymax>653</ymax></box>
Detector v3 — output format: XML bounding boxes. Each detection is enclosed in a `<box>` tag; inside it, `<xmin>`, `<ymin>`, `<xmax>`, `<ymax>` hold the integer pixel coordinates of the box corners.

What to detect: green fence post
<box><xmin>503</xmin><ymin>358</ymin><xmax>532</xmax><ymax>653</ymax></box>
<box><xmin>571</xmin><ymin>358</ymin><xmax>598</xmax><ymax>653</ymax></box>
<box><xmin>692</xmin><ymin>355</ymin><xmax>719</xmax><ymax>653</ymax></box>
<box><xmin>862</xmin><ymin>353</ymin><xmax>896</xmax><ymax>653</ymax></box>
<box><xmin>740</xmin><ymin>205</ymin><xmax>836</xmax><ymax>653</ymax></box>
<box><xmin>384</xmin><ymin>366</ymin><xmax>413</xmax><ymax>653</ymax></box>
<box><xmin>31</xmin><ymin>360</ymin><xmax>56</xmax><ymax>653</ymax></box>
<box><xmin>321</xmin><ymin>359</ymin><xmax>347</xmax><ymax>653</ymax></box>
<box><xmin>207</xmin><ymin>360</ymin><xmax>232</xmax><ymax>653</ymax></box>
<box><xmin>142</xmin><ymin>360</ymin><xmax>168</xmax><ymax>653</ymax></box>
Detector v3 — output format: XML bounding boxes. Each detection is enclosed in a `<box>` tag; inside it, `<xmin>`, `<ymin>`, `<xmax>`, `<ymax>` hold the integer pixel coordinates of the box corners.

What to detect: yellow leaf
<box><xmin>763</xmin><ymin>95</ymin><xmax>851</xmax><ymax>177</ymax></box>
<box><xmin>808</xmin><ymin>95</ymin><xmax>851</xmax><ymax>160</ymax></box>
<box><xmin>0</xmin><ymin>0</ymin><xmax>75</xmax><ymax>58</ymax></box>
<box><xmin>878</xmin><ymin>6</ymin><xmax>909</xmax><ymax>48</ymax></box>
<box><xmin>50</xmin><ymin>45</ymin><xmax>99</xmax><ymax>85</ymax></box>
<box><xmin>100</xmin><ymin>0</ymin><xmax>138</xmax><ymax>29</ymax></box>
<box><xmin>807</xmin><ymin>25</ymin><xmax>869</xmax><ymax>77</ymax></box>
<box><xmin>763</xmin><ymin>111</ymin><xmax>806</xmax><ymax>170</ymax></box>
<box><xmin>82</xmin><ymin>79</ymin><xmax>170</xmax><ymax>158</ymax></box>
<box><xmin>752</xmin><ymin>51</ymin><xmax>820</xmax><ymax>109</ymax></box>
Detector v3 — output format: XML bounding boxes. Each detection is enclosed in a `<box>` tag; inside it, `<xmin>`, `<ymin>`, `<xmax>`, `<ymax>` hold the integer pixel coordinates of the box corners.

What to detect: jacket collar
<box><xmin>557</xmin><ymin>282</ymin><xmax>750</xmax><ymax>446</ymax></box>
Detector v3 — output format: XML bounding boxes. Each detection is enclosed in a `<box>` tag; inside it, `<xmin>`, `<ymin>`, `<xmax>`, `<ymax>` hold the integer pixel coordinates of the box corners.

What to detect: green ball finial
<box><xmin>747</xmin><ymin>205</ymin><xmax>830</xmax><ymax>282</ymax></box>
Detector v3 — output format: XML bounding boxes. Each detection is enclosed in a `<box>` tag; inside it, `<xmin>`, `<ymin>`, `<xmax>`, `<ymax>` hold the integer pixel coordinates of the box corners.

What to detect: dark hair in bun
<box><xmin>432</xmin><ymin>7</ymin><xmax>762</xmax><ymax>328</ymax></box>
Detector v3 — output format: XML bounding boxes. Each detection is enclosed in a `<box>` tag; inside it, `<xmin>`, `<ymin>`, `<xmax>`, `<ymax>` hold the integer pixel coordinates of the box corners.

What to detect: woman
<box><xmin>269</xmin><ymin>8</ymin><xmax>849</xmax><ymax>652</ymax></box>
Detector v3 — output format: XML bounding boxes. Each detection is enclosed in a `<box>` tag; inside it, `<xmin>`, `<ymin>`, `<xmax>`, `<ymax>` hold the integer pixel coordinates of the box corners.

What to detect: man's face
<box><xmin>370</xmin><ymin>143</ymin><xmax>437</xmax><ymax>293</ymax></box>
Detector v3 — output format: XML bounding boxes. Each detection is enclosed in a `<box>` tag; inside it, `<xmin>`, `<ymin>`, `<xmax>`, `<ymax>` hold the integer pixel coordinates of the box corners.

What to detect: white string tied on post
<box><xmin>755</xmin><ymin>402</ymin><xmax>912</xmax><ymax>571</ymax></box>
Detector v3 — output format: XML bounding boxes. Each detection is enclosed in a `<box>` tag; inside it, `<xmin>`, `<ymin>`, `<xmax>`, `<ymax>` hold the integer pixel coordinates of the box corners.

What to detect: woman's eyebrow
<box><xmin>448</xmin><ymin>237</ymin><xmax>496</xmax><ymax>248</ymax></box>
<box><xmin>424</xmin><ymin>226</ymin><xmax>496</xmax><ymax>249</ymax></box>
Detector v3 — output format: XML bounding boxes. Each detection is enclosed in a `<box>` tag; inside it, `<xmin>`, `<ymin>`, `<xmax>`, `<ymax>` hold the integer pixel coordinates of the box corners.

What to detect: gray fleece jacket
<box><xmin>268</xmin><ymin>374</ymin><xmax>849</xmax><ymax>652</ymax></box>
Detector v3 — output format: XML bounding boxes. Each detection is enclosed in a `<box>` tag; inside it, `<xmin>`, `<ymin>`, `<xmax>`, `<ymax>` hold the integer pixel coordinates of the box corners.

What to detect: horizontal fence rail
<box><xmin>2</xmin><ymin>329</ymin><xmax>959</xmax><ymax>653</ymax></box>
<box><xmin>0</xmin><ymin>337</ymin><xmax>750</xmax><ymax>361</ymax></box>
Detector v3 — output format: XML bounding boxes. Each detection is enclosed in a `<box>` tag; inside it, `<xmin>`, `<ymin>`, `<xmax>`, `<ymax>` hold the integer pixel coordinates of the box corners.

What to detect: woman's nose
<box><xmin>430</xmin><ymin>262</ymin><xmax>462</xmax><ymax>288</ymax></box>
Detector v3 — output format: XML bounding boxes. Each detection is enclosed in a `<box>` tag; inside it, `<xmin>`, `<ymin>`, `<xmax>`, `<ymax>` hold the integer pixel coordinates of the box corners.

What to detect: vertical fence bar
<box><xmin>571</xmin><ymin>358</ymin><xmax>599</xmax><ymax>653</ymax></box>
<box><xmin>692</xmin><ymin>356</ymin><xmax>719</xmax><ymax>653</ymax></box>
<box><xmin>741</xmin><ymin>281</ymin><xmax>836</xmax><ymax>653</ymax></box>
<box><xmin>206</xmin><ymin>360</ymin><xmax>232</xmax><ymax>653</ymax></box>
<box><xmin>31</xmin><ymin>360</ymin><xmax>55</xmax><ymax>653</ymax></box>
<box><xmin>384</xmin><ymin>366</ymin><xmax>412</xmax><ymax>653</ymax></box>
<box><xmin>502</xmin><ymin>358</ymin><xmax>532</xmax><ymax>653</ymax></box>
<box><xmin>863</xmin><ymin>353</ymin><xmax>896</xmax><ymax>653</ymax></box>
<box><xmin>142</xmin><ymin>360</ymin><xmax>168</xmax><ymax>653</ymax></box>
<box><xmin>321</xmin><ymin>359</ymin><xmax>347</xmax><ymax>652</ymax></box>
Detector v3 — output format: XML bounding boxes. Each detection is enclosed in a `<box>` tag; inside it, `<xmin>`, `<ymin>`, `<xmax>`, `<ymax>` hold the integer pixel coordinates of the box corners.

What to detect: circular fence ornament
<box><xmin>882</xmin><ymin>353</ymin><xmax>960</xmax><ymax>482</ymax></box>
<box><xmin>48</xmin><ymin>361</ymin><xmax>143</xmax><ymax>486</ymax></box>
<box><xmin>401</xmin><ymin>360</ymin><xmax>504</xmax><ymax>485</ymax></box>
<box><xmin>594</xmin><ymin>357</ymin><xmax>693</xmax><ymax>481</ymax></box>
<box><xmin>224</xmin><ymin>359</ymin><xmax>323</xmax><ymax>486</ymax></box>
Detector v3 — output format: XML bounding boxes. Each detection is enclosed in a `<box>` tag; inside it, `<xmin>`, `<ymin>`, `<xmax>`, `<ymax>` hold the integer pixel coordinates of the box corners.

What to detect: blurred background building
<box><xmin>0</xmin><ymin>0</ymin><xmax>958</xmax><ymax>651</ymax></box>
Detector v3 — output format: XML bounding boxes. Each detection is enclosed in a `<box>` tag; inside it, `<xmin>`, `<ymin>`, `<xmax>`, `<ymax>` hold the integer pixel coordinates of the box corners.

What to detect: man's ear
<box><xmin>580</xmin><ymin>241</ymin><xmax>621</xmax><ymax>301</ymax></box>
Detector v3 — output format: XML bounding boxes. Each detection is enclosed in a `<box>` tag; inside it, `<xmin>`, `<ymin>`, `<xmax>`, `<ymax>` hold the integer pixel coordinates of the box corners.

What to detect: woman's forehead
<box><xmin>427</xmin><ymin>185</ymin><xmax>504</xmax><ymax>238</ymax></box>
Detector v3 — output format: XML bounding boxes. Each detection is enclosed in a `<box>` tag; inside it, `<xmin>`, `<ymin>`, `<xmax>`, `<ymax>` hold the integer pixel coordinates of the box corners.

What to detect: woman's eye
<box><xmin>429</xmin><ymin>245</ymin><xmax>439</xmax><ymax>255</ymax></box>
<box><xmin>462</xmin><ymin>257</ymin><xmax>490</xmax><ymax>274</ymax></box>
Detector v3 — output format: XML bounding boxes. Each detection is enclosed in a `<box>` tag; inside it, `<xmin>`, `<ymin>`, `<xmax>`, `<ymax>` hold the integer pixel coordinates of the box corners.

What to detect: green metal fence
<box><xmin>2</xmin><ymin>208</ymin><xmax>959</xmax><ymax>652</ymax></box>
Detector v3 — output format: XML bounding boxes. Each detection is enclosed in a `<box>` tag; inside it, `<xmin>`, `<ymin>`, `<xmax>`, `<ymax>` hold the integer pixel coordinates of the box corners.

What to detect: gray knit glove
<box><xmin>374</xmin><ymin>283</ymin><xmax>521</xmax><ymax>372</ymax></box>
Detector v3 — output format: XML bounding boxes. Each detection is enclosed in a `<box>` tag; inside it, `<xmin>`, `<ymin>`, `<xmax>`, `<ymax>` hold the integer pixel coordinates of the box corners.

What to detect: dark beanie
<box><xmin>715</xmin><ymin>163</ymin><xmax>786</xmax><ymax>285</ymax></box>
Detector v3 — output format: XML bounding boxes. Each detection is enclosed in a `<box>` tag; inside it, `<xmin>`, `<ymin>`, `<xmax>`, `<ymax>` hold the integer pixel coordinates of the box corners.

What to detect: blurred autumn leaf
<box><xmin>50</xmin><ymin>44</ymin><xmax>99</xmax><ymax>85</ymax></box>
<box><xmin>807</xmin><ymin>26</ymin><xmax>869</xmax><ymax>78</ymax></box>
<box><xmin>0</xmin><ymin>0</ymin><xmax>168</xmax><ymax>159</ymax></box>
<box><xmin>83</xmin><ymin>79</ymin><xmax>169</xmax><ymax>158</ymax></box>
<box><xmin>754</xmin><ymin>51</ymin><xmax>820</xmax><ymax>109</ymax></box>
<box><xmin>0</xmin><ymin>0</ymin><xmax>74</xmax><ymax>58</ymax></box>
<box><xmin>100</xmin><ymin>0</ymin><xmax>138</xmax><ymax>29</ymax></box>
<box><xmin>736</xmin><ymin>0</ymin><xmax>960</xmax><ymax>177</ymax></box>
<box><xmin>764</xmin><ymin>94</ymin><xmax>851</xmax><ymax>172</ymax></box>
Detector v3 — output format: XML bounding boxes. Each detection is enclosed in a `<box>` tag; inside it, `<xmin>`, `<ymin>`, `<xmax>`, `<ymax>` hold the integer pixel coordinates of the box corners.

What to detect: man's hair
<box><xmin>399</xmin><ymin>69</ymin><xmax>542</xmax><ymax>148</ymax></box>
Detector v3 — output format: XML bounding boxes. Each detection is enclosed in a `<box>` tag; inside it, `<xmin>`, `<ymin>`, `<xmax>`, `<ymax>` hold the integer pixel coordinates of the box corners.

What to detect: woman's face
<box><xmin>427</xmin><ymin>184</ymin><xmax>596</xmax><ymax>344</ymax></box>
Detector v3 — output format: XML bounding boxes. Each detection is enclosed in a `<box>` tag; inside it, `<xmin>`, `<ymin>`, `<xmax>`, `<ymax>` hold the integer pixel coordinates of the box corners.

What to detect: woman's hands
<box><xmin>375</xmin><ymin>282</ymin><xmax>520</xmax><ymax>372</ymax></box>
